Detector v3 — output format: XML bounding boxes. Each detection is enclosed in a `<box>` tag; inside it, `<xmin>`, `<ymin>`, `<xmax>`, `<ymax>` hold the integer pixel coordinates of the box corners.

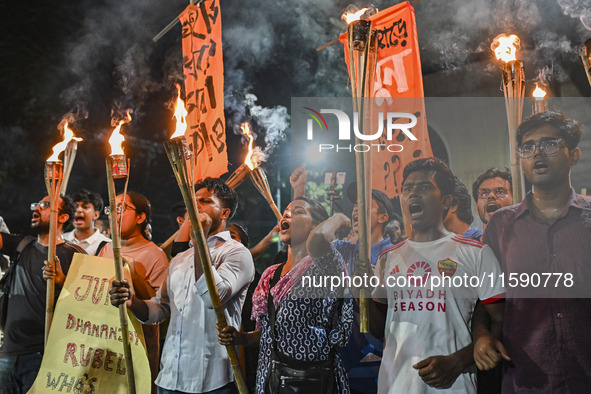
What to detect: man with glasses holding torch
<box><xmin>0</xmin><ymin>195</ymin><xmax>85</xmax><ymax>393</ymax></box>
<box><xmin>477</xmin><ymin>111</ymin><xmax>591</xmax><ymax>392</ymax></box>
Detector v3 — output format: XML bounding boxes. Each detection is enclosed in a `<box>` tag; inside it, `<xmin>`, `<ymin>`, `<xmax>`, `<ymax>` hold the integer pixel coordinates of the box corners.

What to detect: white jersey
<box><xmin>372</xmin><ymin>233</ymin><xmax>505</xmax><ymax>394</ymax></box>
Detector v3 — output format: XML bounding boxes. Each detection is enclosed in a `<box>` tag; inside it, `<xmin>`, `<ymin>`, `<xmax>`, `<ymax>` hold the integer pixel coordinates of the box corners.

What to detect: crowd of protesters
<box><xmin>0</xmin><ymin>111</ymin><xmax>589</xmax><ymax>394</ymax></box>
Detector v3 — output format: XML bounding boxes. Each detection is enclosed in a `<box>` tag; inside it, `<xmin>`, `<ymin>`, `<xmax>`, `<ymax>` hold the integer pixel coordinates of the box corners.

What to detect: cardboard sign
<box><xmin>29</xmin><ymin>254</ymin><xmax>151</xmax><ymax>394</ymax></box>
<box><xmin>180</xmin><ymin>0</ymin><xmax>228</xmax><ymax>181</ymax></box>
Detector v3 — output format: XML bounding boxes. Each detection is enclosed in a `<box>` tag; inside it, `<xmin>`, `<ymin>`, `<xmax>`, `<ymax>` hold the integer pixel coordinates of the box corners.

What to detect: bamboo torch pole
<box><xmin>60</xmin><ymin>140</ymin><xmax>79</xmax><ymax>195</ymax></box>
<box><xmin>501</xmin><ymin>60</ymin><xmax>526</xmax><ymax>202</ymax></box>
<box><xmin>346</xmin><ymin>16</ymin><xmax>377</xmax><ymax>334</ymax></box>
<box><xmin>105</xmin><ymin>113</ymin><xmax>136</xmax><ymax>393</ymax></box>
<box><xmin>579</xmin><ymin>39</ymin><xmax>591</xmax><ymax>87</ymax></box>
<box><xmin>105</xmin><ymin>155</ymin><xmax>136</xmax><ymax>394</ymax></box>
<box><xmin>43</xmin><ymin>161</ymin><xmax>63</xmax><ymax>345</ymax></box>
<box><xmin>164</xmin><ymin>137</ymin><xmax>248</xmax><ymax>394</ymax></box>
<box><xmin>249</xmin><ymin>167</ymin><xmax>283</xmax><ymax>221</ymax></box>
<box><xmin>43</xmin><ymin>120</ymin><xmax>82</xmax><ymax>344</ymax></box>
<box><xmin>492</xmin><ymin>34</ymin><xmax>525</xmax><ymax>203</ymax></box>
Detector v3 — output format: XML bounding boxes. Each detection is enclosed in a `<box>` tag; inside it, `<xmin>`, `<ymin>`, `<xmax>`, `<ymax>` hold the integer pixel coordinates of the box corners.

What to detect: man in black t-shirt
<box><xmin>0</xmin><ymin>194</ymin><xmax>85</xmax><ymax>393</ymax></box>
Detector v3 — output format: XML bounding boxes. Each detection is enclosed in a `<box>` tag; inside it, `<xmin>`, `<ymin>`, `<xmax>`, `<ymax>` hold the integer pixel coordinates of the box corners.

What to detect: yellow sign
<box><xmin>30</xmin><ymin>254</ymin><xmax>151</xmax><ymax>393</ymax></box>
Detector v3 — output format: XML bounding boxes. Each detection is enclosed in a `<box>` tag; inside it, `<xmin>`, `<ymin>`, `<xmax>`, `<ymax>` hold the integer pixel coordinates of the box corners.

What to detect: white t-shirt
<box><xmin>372</xmin><ymin>233</ymin><xmax>505</xmax><ymax>394</ymax></box>
<box><xmin>63</xmin><ymin>227</ymin><xmax>111</xmax><ymax>256</ymax></box>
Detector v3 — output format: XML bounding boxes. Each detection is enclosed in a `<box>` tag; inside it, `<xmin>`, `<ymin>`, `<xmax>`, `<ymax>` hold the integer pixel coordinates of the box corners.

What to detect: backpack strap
<box><xmin>15</xmin><ymin>236</ymin><xmax>35</xmax><ymax>261</ymax></box>
<box><xmin>0</xmin><ymin>235</ymin><xmax>35</xmax><ymax>290</ymax></box>
<box><xmin>94</xmin><ymin>241</ymin><xmax>109</xmax><ymax>256</ymax></box>
<box><xmin>267</xmin><ymin>263</ymin><xmax>286</xmax><ymax>351</ymax></box>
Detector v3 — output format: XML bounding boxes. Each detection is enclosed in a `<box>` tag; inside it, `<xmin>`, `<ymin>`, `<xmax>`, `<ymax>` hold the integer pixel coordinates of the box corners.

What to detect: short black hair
<box><xmin>516</xmin><ymin>111</ymin><xmax>582</xmax><ymax>150</ymax></box>
<box><xmin>228</xmin><ymin>223</ymin><xmax>250</xmax><ymax>248</ymax></box>
<box><xmin>402</xmin><ymin>158</ymin><xmax>455</xmax><ymax>197</ymax></box>
<box><xmin>125</xmin><ymin>191</ymin><xmax>151</xmax><ymax>241</ymax></box>
<box><xmin>171</xmin><ymin>201</ymin><xmax>187</xmax><ymax>220</ymax></box>
<box><xmin>294</xmin><ymin>196</ymin><xmax>329</xmax><ymax>226</ymax></box>
<box><xmin>59</xmin><ymin>194</ymin><xmax>76</xmax><ymax>228</ymax></box>
<box><xmin>72</xmin><ymin>189</ymin><xmax>104</xmax><ymax>213</ymax></box>
<box><xmin>195</xmin><ymin>177</ymin><xmax>238</xmax><ymax>219</ymax></box>
<box><xmin>382</xmin><ymin>211</ymin><xmax>404</xmax><ymax>237</ymax></box>
<box><xmin>472</xmin><ymin>167</ymin><xmax>512</xmax><ymax>202</ymax></box>
<box><xmin>451</xmin><ymin>176</ymin><xmax>473</xmax><ymax>225</ymax></box>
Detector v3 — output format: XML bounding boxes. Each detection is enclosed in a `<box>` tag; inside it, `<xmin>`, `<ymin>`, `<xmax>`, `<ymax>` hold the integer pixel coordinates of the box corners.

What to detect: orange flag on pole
<box><xmin>340</xmin><ymin>2</ymin><xmax>433</xmax><ymax>197</ymax></box>
<box><xmin>179</xmin><ymin>1</ymin><xmax>228</xmax><ymax>181</ymax></box>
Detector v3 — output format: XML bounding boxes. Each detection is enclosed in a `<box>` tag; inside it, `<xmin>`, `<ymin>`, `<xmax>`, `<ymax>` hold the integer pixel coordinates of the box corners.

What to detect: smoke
<box><xmin>59</xmin><ymin>0</ymin><xmax>185</xmax><ymax>116</ymax></box>
<box><xmin>54</xmin><ymin>0</ymin><xmax>587</xmax><ymax>139</ymax></box>
<box><xmin>244</xmin><ymin>93</ymin><xmax>289</xmax><ymax>155</ymax></box>
<box><xmin>412</xmin><ymin>0</ymin><xmax>580</xmax><ymax>78</ymax></box>
<box><xmin>557</xmin><ymin>0</ymin><xmax>591</xmax><ymax>30</ymax></box>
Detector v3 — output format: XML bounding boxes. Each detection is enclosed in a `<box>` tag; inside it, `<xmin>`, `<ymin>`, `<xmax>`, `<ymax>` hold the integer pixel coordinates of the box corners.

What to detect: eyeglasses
<box><xmin>30</xmin><ymin>201</ymin><xmax>50</xmax><ymax>211</ymax></box>
<box><xmin>478</xmin><ymin>187</ymin><xmax>509</xmax><ymax>199</ymax></box>
<box><xmin>104</xmin><ymin>204</ymin><xmax>136</xmax><ymax>215</ymax></box>
<box><xmin>30</xmin><ymin>201</ymin><xmax>66</xmax><ymax>214</ymax></box>
<box><xmin>517</xmin><ymin>138</ymin><xmax>564</xmax><ymax>159</ymax></box>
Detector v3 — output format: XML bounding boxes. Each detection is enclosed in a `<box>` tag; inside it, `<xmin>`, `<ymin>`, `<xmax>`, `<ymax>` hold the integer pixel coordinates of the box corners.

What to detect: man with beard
<box><xmin>479</xmin><ymin>112</ymin><xmax>591</xmax><ymax>392</ymax></box>
<box><xmin>0</xmin><ymin>195</ymin><xmax>85</xmax><ymax>393</ymax></box>
<box><xmin>63</xmin><ymin>189</ymin><xmax>111</xmax><ymax>256</ymax></box>
<box><xmin>471</xmin><ymin>168</ymin><xmax>512</xmax><ymax>230</ymax></box>
<box><xmin>109</xmin><ymin>178</ymin><xmax>255</xmax><ymax>394</ymax></box>
<box><xmin>367</xmin><ymin>158</ymin><xmax>506</xmax><ymax>393</ymax></box>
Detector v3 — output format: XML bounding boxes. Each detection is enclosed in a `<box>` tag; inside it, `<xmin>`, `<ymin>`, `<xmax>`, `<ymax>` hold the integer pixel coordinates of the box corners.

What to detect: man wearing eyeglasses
<box><xmin>0</xmin><ymin>195</ymin><xmax>85</xmax><ymax>393</ymax></box>
<box><xmin>471</xmin><ymin>168</ymin><xmax>513</xmax><ymax>230</ymax></box>
<box><xmin>477</xmin><ymin>111</ymin><xmax>591</xmax><ymax>392</ymax></box>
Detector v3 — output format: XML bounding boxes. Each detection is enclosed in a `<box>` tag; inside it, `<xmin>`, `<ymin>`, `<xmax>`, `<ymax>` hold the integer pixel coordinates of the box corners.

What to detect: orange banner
<box><xmin>180</xmin><ymin>1</ymin><xmax>228</xmax><ymax>181</ymax></box>
<box><xmin>340</xmin><ymin>2</ymin><xmax>433</xmax><ymax>197</ymax></box>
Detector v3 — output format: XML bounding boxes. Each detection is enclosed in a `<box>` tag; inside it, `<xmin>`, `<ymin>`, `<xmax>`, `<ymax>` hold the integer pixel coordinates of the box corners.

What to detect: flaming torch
<box><xmin>225</xmin><ymin>122</ymin><xmax>282</xmax><ymax>221</ymax></box>
<box><xmin>58</xmin><ymin>120</ymin><xmax>83</xmax><ymax>194</ymax></box>
<box><xmin>44</xmin><ymin>122</ymin><xmax>82</xmax><ymax>345</ymax></box>
<box><xmin>163</xmin><ymin>86</ymin><xmax>248</xmax><ymax>394</ymax></box>
<box><xmin>579</xmin><ymin>39</ymin><xmax>591</xmax><ymax>87</ymax></box>
<box><xmin>532</xmin><ymin>84</ymin><xmax>548</xmax><ymax>114</ymax></box>
<box><xmin>105</xmin><ymin>110</ymin><xmax>136</xmax><ymax>394</ymax></box>
<box><xmin>343</xmin><ymin>7</ymin><xmax>377</xmax><ymax>334</ymax></box>
<box><xmin>491</xmin><ymin>33</ymin><xmax>525</xmax><ymax>203</ymax></box>
<box><xmin>225</xmin><ymin>122</ymin><xmax>264</xmax><ymax>189</ymax></box>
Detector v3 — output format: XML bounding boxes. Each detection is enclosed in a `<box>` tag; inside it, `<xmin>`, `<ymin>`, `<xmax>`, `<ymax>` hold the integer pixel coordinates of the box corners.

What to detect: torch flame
<box><xmin>108</xmin><ymin>110</ymin><xmax>132</xmax><ymax>156</ymax></box>
<box><xmin>241</xmin><ymin>122</ymin><xmax>257</xmax><ymax>170</ymax></box>
<box><xmin>491</xmin><ymin>34</ymin><xmax>520</xmax><ymax>63</ymax></box>
<box><xmin>532</xmin><ymin>83</ymin><xmax>547</xmax><ymax>98</ymax></box>
<box><xmin>171</xmin><ymin>84</ymin><xmax>188</xmax><ymax>139</ymax></box>
<box><xmin>47</xmin><ymin>121</ymin><xmax>83</xmax><ymax>162</ymax></box>
<box><xmin>342</xmin><ymin>8</ymin><xmax>370</xmax><ymax>24</ymax></box>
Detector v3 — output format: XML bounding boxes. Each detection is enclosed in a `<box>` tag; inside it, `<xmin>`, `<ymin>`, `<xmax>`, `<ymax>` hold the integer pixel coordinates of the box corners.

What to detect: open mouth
<box><xmin>31</xmin><ymin>212</ymin><xmax>40</xmax><ymax>224</ymax></box>
<box><xmin>280</xmin><ymin>220</ymin><xmax>290</xmax><ymax>232</ymax></box>
<box><xmin>408</xmin><ymin>202</ymin><xmax>423</xmax><ymax>218</ymax></box>
<box><xmin>533</xmin><ymin>160</ymin><xmax>548</xmax><ymax>171</ymax></box>
<box><xmin>486</xmin><ymin>202</ymin><xmax>500</xmax><ymax>213</ymax></box>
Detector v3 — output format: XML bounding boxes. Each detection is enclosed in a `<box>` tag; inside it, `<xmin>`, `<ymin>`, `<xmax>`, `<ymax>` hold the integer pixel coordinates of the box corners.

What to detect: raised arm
<box><xmin>250</xmin><ymin>224</ymin><xmax>279</xmax><ymax>259</ymax></box>
<box><xmin>290</xmin><ymin>165</ymin><xmax>307</xmax><ymax>198</ymax></box>
<box><xmin>307</xmin><ymin>213</ymin><xmax>350</xmax><ymax>258</ymax></box>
